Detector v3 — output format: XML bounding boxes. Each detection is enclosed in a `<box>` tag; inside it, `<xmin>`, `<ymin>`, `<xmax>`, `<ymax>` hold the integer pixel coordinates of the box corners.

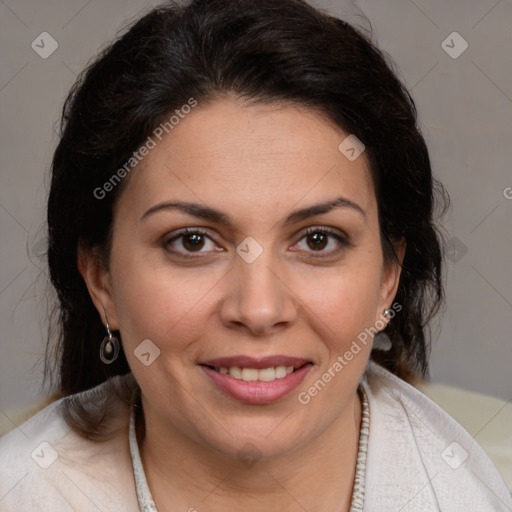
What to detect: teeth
<box><xmin>275</xmin><ymin>366</ymin><xmax>287</xmax><ymax>379</ymax></box>
<box><xmin>258</xmin><ymin>367</ymin><xmax>277</xmax><ymax>382</ymax></box>
<box><xmin>241</xmin><ymin>368</ymin><xmax>259</xmax><ymax>381</ymax></box>
<box><xmin>230</xmin><ymin>366</ymin><xmax>242</xmax><ymax>379</ymax></box>
<box><xmin>216</xmin><ymin>365</ymin><xmax>296</xmax><ymax>382</ymax></box>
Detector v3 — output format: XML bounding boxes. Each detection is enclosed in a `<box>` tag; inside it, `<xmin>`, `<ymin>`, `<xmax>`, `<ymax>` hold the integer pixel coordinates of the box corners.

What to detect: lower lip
<box><xmin>200</xmin><ymin>364</ymin><xmax>312</xmax><ymax>404</ymax></box>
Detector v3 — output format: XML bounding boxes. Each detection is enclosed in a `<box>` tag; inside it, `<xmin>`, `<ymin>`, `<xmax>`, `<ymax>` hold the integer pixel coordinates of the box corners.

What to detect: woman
<box><xmin>1</xmin><ymin>0</ymin><xmax>510</xmax><ymax>510</ymax></box>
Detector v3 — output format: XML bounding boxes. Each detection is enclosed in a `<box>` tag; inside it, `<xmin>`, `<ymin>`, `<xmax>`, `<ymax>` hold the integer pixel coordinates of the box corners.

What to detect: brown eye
<box><xmin>181</xmin><ymin>232</ymin><xmax>206</xmax><ymax>252</ymax></box>
<box><xmin>305</xmin><ymin>231</ymin><xmax>329</xmax><ymax>251</ymax></box>
<box><xmin>295</xmin><ymin>227</ymin><xmax>349</xmax><ymax>256</ymax></box>
<box><xmin>164</xmin><ymin>229</ymin><xmax>218</xmax><ymax>255</ymax></box>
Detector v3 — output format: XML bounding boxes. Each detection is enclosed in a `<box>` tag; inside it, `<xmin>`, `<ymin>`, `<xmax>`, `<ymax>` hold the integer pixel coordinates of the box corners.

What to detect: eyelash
<box><xmin>295</xmin><ymin>227</ymin><xmax>350</xmax><ymax>258</ymax></box>
<box><xmin>163</xmin><ymin>227</ymin><xmax>350</xmax><ymax>259</ymax></box>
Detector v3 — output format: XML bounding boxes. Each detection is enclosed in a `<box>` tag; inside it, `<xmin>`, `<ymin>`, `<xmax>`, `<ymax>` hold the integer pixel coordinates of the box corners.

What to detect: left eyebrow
<box><xmin>282</xmin><ymin>196</ymin><xmax>366</xmax><ymax>226</ymax></box>
<box><xmin>140</xmin><ymin>196</ymin><xmax>366</xmax><ymax>225</ymax></box>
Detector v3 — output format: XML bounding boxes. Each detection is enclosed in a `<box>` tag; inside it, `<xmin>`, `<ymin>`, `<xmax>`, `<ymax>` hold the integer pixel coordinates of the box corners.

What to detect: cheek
<box><xmin>292</xmin><ymin>265</ymin><xmax>381</xmax><ymax>422</ymax></box>
<box><xmin>109</xmin><ymin>251</ymin><xmax>214</xmax><ymax>354</ymax></box>
<box><xmin>304</xmin><ymin>257</ymin><xmax>383</xmax><ymax>344</ymax></box>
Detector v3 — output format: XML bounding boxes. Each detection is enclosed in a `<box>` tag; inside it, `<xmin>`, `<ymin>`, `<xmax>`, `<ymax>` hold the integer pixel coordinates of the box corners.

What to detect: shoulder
<box><xmin>0</xmin><ymin>375</ymin><xmax>139</xmax><ymax>512</ymax></box>
<box><xmin>361</xmin><ymin>361</ymin><xmax>512</xmax><ymax>511</ymax></box>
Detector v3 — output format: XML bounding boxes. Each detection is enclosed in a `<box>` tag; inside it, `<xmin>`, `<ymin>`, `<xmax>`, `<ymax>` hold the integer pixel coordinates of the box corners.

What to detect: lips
<box><xmin>199</xmin><ymin>355</ymin><xmax>312</xmax><ymax>404</ymax></box>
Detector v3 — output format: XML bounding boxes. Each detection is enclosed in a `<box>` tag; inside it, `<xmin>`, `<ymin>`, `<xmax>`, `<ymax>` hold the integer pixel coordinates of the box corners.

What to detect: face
<box><xmin>80</xmin><ymin>97</ymin><xmax>403</xmax><ymax>460</ymax></box>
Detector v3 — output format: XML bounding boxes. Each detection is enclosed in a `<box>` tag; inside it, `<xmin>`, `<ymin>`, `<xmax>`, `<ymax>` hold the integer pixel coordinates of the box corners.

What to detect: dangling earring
<box><xmin>372</xmin><ymin>332</ymin><xmax>392</xmax><ymax>351</ymax></box>
<box><xmin>100</xmin><ymin>315</ymin><xmax>120</xmax><ymax>364</ymax></box>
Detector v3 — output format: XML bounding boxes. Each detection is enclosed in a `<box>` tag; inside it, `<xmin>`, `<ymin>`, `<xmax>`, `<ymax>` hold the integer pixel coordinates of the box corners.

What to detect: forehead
<box><xmin>116</xmin><ymin>97</ymin><xmax>376</xmax><ymax>225</ymax></box>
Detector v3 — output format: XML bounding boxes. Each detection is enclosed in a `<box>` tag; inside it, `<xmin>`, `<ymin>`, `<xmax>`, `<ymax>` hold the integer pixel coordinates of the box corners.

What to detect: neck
<box><xmin>138</xmin><ymin>391</ymin><xmax>362</xmax><ymax>512</ymax></box>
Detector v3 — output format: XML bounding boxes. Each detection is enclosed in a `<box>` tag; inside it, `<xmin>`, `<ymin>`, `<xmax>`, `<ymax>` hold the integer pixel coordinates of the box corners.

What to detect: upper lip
<box><xmin>199</xmin><ymin>355</ymin><xmax>311</xmax><ymax>369</ymax></box>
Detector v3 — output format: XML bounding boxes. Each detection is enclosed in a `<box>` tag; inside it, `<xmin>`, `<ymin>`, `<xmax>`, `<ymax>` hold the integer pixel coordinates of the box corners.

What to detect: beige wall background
<box><xmin>1</xmin><ymin>0</ymin><xmax>511</xmax><ymax>415</ymax></box>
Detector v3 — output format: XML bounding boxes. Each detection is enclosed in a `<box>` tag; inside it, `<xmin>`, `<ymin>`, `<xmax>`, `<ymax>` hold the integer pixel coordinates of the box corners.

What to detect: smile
<box><xmin>211</xmin><ymin>365</ymin><xmax>295</xmax><ymax>382</ymax></box>
<box><xmin>199</xmin><ymin>356</ymin><xmax>313</xmax><ymax>404</ymax></box>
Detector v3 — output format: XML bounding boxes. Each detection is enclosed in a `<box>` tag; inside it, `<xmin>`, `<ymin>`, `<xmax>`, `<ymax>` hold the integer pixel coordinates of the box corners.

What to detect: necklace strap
<box><xmin>129</xmin><ymin>386</ymin><xmax>370</xmax><ymax>511</ymax></box>
<box><xmin>129</xmin><ymin>410</ymin><xmax>158</xmax><ymax>512</ymax></box>
<box><xmin>349</xmin><ymin>385</ymin><xmax>370</xmax><ymax>512</ymax></box>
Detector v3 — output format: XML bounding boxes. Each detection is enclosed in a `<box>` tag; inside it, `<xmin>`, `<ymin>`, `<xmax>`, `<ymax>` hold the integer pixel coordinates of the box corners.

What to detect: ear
<box><xmin>376</xmin><ymin>237</ymin><xmax>406</xmax><ymax>321</ymax></box>
<box><xmin>77</xmin><ymin>241</ymin><xmax>119</xmax><ymax>329</ymax></box>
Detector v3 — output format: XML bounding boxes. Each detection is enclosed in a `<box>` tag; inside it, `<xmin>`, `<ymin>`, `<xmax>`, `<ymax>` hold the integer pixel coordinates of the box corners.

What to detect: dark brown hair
<box><xmin>46</xmin><ymin>0</ymin><xmax>447</xmax><ymax>438</ymax></box>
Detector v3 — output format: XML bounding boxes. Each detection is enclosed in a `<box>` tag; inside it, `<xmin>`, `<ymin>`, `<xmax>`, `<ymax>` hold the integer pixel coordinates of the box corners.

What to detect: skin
<box><xmin>79</xmin><ymin>96</ymin><xmax>405</xmax><ymax>511</ymax></box>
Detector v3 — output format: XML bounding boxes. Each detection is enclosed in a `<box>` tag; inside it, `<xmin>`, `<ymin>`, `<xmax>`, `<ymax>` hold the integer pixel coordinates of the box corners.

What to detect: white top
<box><xmin>1</xmin><ymin>361</ymin><xmax>511</xmax><ymax>511</ymax></box>
<box><xmin>128</xmin><ymin>386</ymin><xmax>370</xmax><ymax>512</ymax></box>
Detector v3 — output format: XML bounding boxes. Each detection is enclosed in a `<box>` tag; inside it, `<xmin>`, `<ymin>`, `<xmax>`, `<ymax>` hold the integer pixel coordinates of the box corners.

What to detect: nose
<box><xmin>219</xmin><ymin>248</ymin><xmax>299</xmax><ymax>337</ymax></box>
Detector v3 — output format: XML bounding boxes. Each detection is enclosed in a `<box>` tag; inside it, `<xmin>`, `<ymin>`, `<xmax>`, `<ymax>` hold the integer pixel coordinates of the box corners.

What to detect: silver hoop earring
<box><xmin>100</xmin><ymin>317</ymin><xmax>120</xmax><ymax>364</ymax></box>
<box><xmin>383</xmin><ymin>308</ymin><xmax>392</xmax><ymax>317</ymax></box>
